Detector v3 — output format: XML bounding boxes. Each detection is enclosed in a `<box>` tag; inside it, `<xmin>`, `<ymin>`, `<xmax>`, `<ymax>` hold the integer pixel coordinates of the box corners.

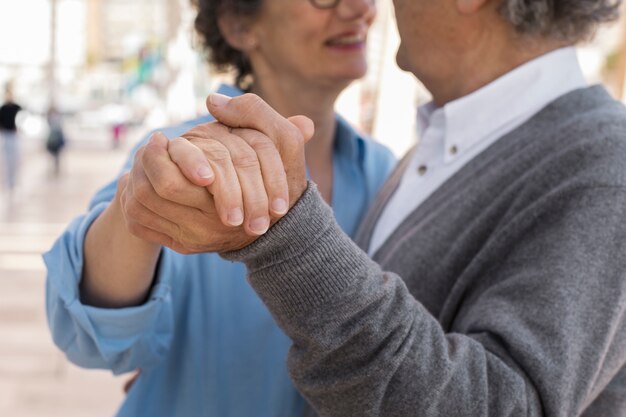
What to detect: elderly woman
<box><xmin>119</xmin><ymin>0</ymin><xmax>626</xmax><ymax>416</ymax></box>
<box><xmin>43</xmin><ymin>0</ymin><xmax>395</xmax><ymax>415</ymax></box>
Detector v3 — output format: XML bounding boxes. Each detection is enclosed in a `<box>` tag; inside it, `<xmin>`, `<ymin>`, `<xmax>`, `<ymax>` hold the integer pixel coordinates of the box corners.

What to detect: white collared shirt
<box><xmin>368</xmin><ymin>47</ymin><xmax>588</xmax><ymax>255</ymax></box>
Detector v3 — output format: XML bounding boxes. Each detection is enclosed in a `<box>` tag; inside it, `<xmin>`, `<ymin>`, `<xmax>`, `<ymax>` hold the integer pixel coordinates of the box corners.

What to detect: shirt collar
<box><xmin>216</xmin><ymin>83</ymin><xmax>244</xmax><ymax>98</ymax></box>
<box><xmin>417</xmin><ymin>47</ymin><xmax>587</xmax><ymax>163</ymax></box>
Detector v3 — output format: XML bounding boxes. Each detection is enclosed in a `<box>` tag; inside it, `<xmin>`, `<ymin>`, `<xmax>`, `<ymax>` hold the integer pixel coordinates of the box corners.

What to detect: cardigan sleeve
<box><xmin>223</xmin><ymin>182</ymin><xmax>626</xmax><ymax>417</ymax></box>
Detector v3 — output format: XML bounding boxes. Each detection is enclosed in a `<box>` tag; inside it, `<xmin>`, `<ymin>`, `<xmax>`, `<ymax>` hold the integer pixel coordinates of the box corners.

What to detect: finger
<box><xmin>182</xmin><ymin>126</ymin><xmax>246</xmax><ymax>227</ymax></box>
<box><xmin>123</xmin><ymin>167</ymin><xmax>184</xmax><ymax>241</ymax></box>
<box><xmin>205</xmin><ymin>94</ymin><xmax>312</xmax><ymax>207</ymax></box>
<box><xmin>123</xmin><ymin>214</ymin><xmax>188</xmax><ymax>254</ymax></box>
<box><xmin>288</xmin><ymin>115</ymin><xmax>315</xmax><ymax>142</ymax></box>
<box><xmin>231</xmin><ymin>127</ymin><xmax>289</xmax><ymax>217</ymax></box>
<box><xmin>198</xmin><ymin>127</ymin><xmax>271</xmax><ymax>235</ymax></box>
<box><xmin>141</xmin><ymin>132</ymin><xmax>214</xmax><ymax>210</ymax></box>
<box><xmin>127</xmin><ymin>149</ymin><xmax>203</xmax><ymax>238</ymax></box>
<box><xmin>168</xmin><ymin>137</ymin><xmax>215</xmax><ymax>187</ymax></box>
<box><xmin>206</xmin><ymin>93</ymin><xmax>314</xmax><ymax>151</ymax></box>
<box><xmin>124</xmin><ymin>171</ymin><xmax>224</xmax><ymax>254</ymax></box>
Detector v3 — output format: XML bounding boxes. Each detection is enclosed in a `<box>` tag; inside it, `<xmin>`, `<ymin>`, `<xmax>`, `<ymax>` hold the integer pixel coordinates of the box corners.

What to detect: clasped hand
<box><xmin>116</xmin><ymin>93</ymin><xmax>314</xmax><ymax>254</ymax></box>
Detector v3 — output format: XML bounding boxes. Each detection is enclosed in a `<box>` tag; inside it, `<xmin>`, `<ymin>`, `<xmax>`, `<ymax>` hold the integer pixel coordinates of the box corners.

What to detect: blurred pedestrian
<box><xmin>0</xmin><ymin>83</ymin><xmax>22</xmax><ymax>196</ymax></box>
<box><xmin>46</xmin><ymin>105</ymin><xmax>65</xmax><ymax>177</ymax></box>
<box><xmin>111</xmin><ymin>121</ymin><xmax>125</xmax><ymax>149</ymax></box>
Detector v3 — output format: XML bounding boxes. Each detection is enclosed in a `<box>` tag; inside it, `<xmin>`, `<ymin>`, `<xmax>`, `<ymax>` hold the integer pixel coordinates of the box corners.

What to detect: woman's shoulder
<box><xmin>158</xmin><ymin>114</ymin><xmax>216</xmax><ymax>139</ymax></box>
<box><xmin>335</xmin><ymin>116</ymin><xmax>395</xmax><ymax>162</ymax></box>
<box><xmin>346</xmin><ymin>122</ymin><xmax>396</xmax><ymax>175</ymax></box>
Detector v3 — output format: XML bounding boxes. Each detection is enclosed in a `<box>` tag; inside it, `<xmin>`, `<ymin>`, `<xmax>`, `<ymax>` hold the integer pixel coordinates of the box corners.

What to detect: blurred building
<box><xmin>86</xmin><ymin>0</ymin><xmax>180</xmax><ymax>64</ymax></box>
<box><xmin>1</xmin><ymin>0</ymin><xmax>626</xmax><ymax>156</ymax></box>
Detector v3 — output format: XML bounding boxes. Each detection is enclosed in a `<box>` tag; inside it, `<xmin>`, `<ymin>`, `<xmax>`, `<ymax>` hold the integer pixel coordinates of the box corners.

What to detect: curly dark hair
<box><xmin>191</xmin><ymin>0</ymin><xmax>263</xmax><ymax>89</ymax></box>
<box><xmin>499</xmin><ymin>0</ymin><xmax>623</xmax><ymax>42</ymax></box>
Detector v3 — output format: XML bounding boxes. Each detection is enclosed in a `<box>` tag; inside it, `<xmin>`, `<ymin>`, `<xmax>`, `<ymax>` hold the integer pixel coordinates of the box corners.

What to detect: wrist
<box><xmin>81</xmin><ymin>194</ymin><xmax>162</xmax><ymax>308</ymax></box>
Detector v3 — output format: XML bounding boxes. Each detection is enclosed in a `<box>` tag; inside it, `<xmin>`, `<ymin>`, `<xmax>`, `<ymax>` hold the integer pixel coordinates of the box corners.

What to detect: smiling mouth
<box><xmin>326</xmin><ymin>34</ymin><xmax>366</xmax><ymax>47</ymax></box>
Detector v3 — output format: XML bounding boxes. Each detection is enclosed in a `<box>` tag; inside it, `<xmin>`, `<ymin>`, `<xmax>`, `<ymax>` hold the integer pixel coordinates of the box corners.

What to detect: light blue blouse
<box><xmin>44</xmin><ymin>85</ymin><xmax>396</xmax><ymax>417</ymax></box>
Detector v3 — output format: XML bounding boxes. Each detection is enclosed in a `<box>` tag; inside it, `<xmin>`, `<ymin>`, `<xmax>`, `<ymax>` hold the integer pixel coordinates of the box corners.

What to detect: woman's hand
<box><xmin>119</xmin><ymin>94</ymin><xmax>313</xmax><ymax>254</ymax></box>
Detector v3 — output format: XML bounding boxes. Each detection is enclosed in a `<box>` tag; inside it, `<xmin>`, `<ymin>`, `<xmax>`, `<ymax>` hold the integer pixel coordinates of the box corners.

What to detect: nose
<box><xmin>336</xmin><ymin>0</ymin><xmax>376</xmax><ymax>21</ymax></box>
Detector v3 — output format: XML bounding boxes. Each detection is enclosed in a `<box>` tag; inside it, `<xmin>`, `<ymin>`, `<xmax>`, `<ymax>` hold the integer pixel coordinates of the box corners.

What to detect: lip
<box><xmin>325</xmin><ymin>31</ymin><xmax>367</xmax><ymax>50</ymax></box>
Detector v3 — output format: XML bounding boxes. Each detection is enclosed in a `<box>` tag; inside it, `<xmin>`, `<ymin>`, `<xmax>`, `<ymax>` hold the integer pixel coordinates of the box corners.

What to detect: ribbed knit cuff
<box><xmin>222</xmin><ymin>182</ymin><xmax>371</xmax><ymax>316</ymax></box>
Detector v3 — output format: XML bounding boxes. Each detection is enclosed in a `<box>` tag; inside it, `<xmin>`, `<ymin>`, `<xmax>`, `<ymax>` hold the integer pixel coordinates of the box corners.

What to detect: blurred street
<box><xmin>1</xmin><ymin>0</ymin><xmax>626</xmax><ymax>415</ymax></box>
<box><xmin>0</xmin><ymin>138</ymin><xmax>132</xmax><ymax>417</ymax></box>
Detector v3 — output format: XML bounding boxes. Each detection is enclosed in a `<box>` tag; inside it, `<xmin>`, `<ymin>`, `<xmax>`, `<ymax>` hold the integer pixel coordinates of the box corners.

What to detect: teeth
<box><xmin>329</xmin><ymin>35</ymin><xmax>363</xmax><ymax>45</ymax></box>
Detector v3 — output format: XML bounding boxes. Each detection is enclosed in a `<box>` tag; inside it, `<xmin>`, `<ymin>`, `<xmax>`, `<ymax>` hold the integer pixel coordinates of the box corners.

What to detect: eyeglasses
<box><xmin>308</xmin><ymin>0</ymin><xmax>373</xmax><ymax>9</ymax></box>
<box><xmin>309</xmin><ymin>0</ymin><xmax>341</xmax><ymax>8</ymax></box>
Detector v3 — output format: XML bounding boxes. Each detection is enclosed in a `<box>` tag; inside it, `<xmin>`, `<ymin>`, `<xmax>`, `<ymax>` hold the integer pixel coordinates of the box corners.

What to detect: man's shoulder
<box><xmin>519</xmin><ymin>86</ymin><xmax>626</xmax><ymax>190</ymax></box>
<box><xmin>543</xmin><ymin>85</ymin><xmax>626</xmax><ymax>131</ymax></box>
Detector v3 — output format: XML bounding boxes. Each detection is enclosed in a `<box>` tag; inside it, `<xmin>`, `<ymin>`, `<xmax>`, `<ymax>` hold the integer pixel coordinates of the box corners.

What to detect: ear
<box><xmin>456</xmin><ymin>0</ymin><xmax>489</xmax><ymax>14</ymax></box>
<box><xmin>217</xmin><ymin>14</ymin><xmax>259</xmax><ymax>52</ymax></box>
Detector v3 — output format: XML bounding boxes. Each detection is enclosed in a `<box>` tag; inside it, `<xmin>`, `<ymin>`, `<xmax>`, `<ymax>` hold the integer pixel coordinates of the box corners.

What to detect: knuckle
<box><xmin>238</xmin><ymin>94</ymin><xmax>264</xmax><ymax>122</ymax></box>
<box><xmin>134</xmin><ymin>145</ymin><xmax>145</xmax><ymax>160</ymax></box>
<box><xmin>125</xmin><ymin>219</ymin><xmax>143</xmax><ymax>237</ymax></box>
<box><xmin>247</xmin><ymin>134</ymin><xmax>276</xmax><ymax>153</ymax></box>
<box><xmin>133</xmin><ymin>179</ymin><xmax>152</xmax><ymax>203</ymax></box>
<box><xmin>246</xmin><ymin>198</ymin><xmax>269</xmax><ymax>212</ymax></box>
<box><xmin>170</xmin><ymin>136</ymin><xmax>187</xmax><ymax>146</ymax></box>
<box><xmin>174</xmin><ymin>224</ymin><xmax>187</xmax><ymax>246</ymax></box>
<box><xmin>124</xmin><ymin>199</ymin><xmax>143</xmax><ymax>222</ymax></box>
<box><xmin>153</xmin><ymin>177</ymin><xmax>179</xmax><ymax>200</ymax></box>
<box><xmin>241</xmin><ymin>93</ymin><xmax>262</xmax><ymax>106</ymax></box>
<box><xmin>203</xmin><ymin>142</ymin><xmax>231</xmax><ymax>162</ymax></box>
<box><xmin>117</xmin><ymin>173</ymin><xmax>130</xmax><ymax>193</ymax></box>
<box><xmin>168</xmin><ymin>137</ymin><xmax>187</xmax><ymax>153</ymax></box>
<box><xmin>286</xmin><ymin>124</ymin><xmax>304</xmax><ymax>145</ymax></box>
<box><xmin>232</xmin><ymin>151</ymin><xmax>260</xmax><ymax>171</ymax></box>
<box><xmin>266</xmin><ymin>175</ymin><xmax>288</xmax><ymax>192</ymax></box>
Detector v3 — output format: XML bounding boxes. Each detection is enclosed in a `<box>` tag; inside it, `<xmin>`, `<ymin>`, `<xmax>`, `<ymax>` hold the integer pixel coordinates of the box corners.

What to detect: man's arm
<box><xmin>173</xmin><ymin>94</ymin><xmax>624</xmax><ymax>416</ymax></box>
<box><xmin>222</xmin><ymin>182</ymin><xmax>626</xmax><ymax>416</ymax></box>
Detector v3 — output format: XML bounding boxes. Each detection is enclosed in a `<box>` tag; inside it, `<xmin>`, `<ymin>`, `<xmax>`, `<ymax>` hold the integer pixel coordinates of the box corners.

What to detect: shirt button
<box><xmin>417</xmin><ymin>165</ymin><xmax>427</xmax><ymax>175</ymax></box>
<box><xmin>449</xmin><ymin>145</ymin><xmax>458</xmax><ymax>155</ymax></box>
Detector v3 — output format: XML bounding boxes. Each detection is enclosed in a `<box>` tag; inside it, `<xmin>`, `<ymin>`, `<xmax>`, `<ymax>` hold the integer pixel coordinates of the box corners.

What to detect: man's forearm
<box><xmin>223</xmin><ymin>184</ymin><xmax>544</xmax><ymax>416</ymax></box>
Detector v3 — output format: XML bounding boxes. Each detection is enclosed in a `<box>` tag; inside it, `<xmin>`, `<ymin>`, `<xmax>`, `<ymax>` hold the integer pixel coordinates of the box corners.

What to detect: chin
<box><xmin>395</xmin><ymin>48</ymin><xmax>410</xmax><ymax>72</ymax></box>
<box><xmin>342</xmin><ymin>60</ymin><xmax>368</xmax><ymax>79</ymax></box>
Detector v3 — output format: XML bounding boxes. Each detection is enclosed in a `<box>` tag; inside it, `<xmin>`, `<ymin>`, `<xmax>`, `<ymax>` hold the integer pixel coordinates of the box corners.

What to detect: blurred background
<box><xmin>1</xmin><ymin>0</ymin><xmax>626</xmax><ymax>416</ymax></box>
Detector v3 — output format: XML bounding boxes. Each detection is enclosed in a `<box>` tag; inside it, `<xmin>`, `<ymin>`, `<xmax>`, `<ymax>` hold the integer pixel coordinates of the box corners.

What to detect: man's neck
<box><xmin>430</xmin><ymin>38</ymin><xmax>570</xmax><ymax>107</ymax></box>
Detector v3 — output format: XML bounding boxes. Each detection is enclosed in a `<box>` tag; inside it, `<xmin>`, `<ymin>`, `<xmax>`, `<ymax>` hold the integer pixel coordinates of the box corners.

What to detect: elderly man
<box><xmin>122</xmin><ymin>0</ymin><xmax>626</xmax><ymax>415</ymax></box>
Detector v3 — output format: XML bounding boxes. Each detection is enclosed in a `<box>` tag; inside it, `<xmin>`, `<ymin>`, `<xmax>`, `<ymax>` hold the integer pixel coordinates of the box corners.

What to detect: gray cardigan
<box><xmin>224</xmin><ymin>86</ymin><xmax>626</xmax><ymax>416</ymax></box>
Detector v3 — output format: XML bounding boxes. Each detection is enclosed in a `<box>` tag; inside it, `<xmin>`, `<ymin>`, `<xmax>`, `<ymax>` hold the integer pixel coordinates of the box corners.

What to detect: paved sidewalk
<box><xmin>0</xmin><ymin>141</ymin><xmax>131</xmax><ymax>417</ymax></box>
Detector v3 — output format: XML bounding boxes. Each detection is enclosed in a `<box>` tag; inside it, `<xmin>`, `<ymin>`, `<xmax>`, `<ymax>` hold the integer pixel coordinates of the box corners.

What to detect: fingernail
<box><xmin>209</xmin><ymin>93</ymin><xmax>231</xmax><ymax>107</ymax></box>
<box><xmin>197</xmin><ymin>165</ymin><xmax>213</xmax><ymax>179</ymax></box>
<box><xmin>227</xmin><ymin>208</ymin><xmax>244</xmax><ymax>226</ymax></box>
<box><xmin>249</xmin><ymin>217</ymin><xmax>270</xmax><ymax>235</ymax></box>
<box><xmin>271</xmin><ymin>198</ymin><xmax>288</xmax><ymax>215</ymax></box>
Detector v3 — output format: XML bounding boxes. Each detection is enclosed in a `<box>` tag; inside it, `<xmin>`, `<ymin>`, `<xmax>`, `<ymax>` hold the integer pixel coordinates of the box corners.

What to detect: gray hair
<box><xmin>499</xmin><ymin>0</ymin><xmax>623</xmax><ymax>43</ymax></box>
